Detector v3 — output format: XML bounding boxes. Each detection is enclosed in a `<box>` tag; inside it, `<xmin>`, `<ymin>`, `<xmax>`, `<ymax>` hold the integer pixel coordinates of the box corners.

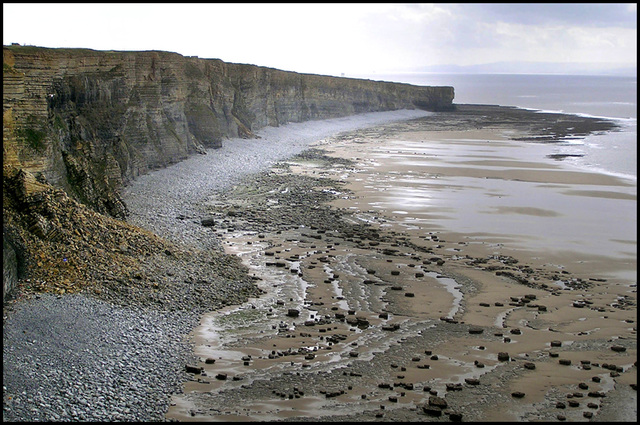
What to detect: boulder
<box><xmin>201</xmin><ymin>217</ymin><xmax>216</xmax><ymax>227</ymax></box>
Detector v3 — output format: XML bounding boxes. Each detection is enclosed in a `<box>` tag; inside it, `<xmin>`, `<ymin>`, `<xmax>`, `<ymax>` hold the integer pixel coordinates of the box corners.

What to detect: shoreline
<box><xmin>167</xmin><ymin>107</ymin><xmax>636</xmax><ymax>421</ymax></box>
<box><xmin>3</xmin><ymin>105</ymin><xmax>636</xmax><ymax>422</ymax></box>
<box><xmin>324</xmin><ymin>122</ymin><xmax>636</xmax><ymax>270</ymax></box>
<box><xmin>121</xmin><ymin>109</ymin><xmax>432</xmax><ymax>250</ymax></box>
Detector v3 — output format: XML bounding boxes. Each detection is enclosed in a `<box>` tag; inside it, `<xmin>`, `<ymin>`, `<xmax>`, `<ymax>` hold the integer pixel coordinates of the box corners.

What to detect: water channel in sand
<box><xmin>166</xmin><ymin>226</ymin><xmax>467</xmax><ymax>421</ymax></box>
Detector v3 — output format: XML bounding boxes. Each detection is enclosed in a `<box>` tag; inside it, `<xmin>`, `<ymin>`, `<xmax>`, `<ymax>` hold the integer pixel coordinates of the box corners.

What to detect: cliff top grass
<box><xmin>4</xmin><ymin>44</ymin><xmax>112</xmax><ymax>57</ymax></box>
<box><xmin>3</xmin><ymin>44</ymin><xmax>188</xmax><ymax>58</ymax></box>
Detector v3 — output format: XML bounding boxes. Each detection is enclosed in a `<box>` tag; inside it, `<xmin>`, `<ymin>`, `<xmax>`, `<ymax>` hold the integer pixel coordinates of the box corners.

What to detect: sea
<box><xmin>359</xmin><ymin>73</ymin><xmax>637</xmax><ymax>182</ymax></box>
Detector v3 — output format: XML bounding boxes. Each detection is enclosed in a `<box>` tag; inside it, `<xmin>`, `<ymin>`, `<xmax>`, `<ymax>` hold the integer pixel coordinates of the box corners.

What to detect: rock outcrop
<box><xmin>3</xmin><ymin>45</ymin><xmax>454</xmax><ymax>301</ymax></box>
<box><xmin>2</xmin><ymin>163</ymin><xmax>260</xmax><ymax>307</ymax></box>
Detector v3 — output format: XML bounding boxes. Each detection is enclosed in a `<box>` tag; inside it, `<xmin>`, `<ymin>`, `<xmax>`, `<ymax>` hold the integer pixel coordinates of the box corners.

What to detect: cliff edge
<box><xmin>3</xmin><ymin>45</ymin><xmax>454</xmax><ymax>301</ymax></box>
<box><xmin>3</xmin><ymin>45</ymin><xmax>454</xmax><ymax>218</ymax></box>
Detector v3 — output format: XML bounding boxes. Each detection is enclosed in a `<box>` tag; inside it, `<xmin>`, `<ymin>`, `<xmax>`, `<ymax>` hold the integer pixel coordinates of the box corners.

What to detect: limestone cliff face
<box><xmin>3</xmin><ymin>45</ymin><xmax>454</xmax><ymax>218</ymax></box>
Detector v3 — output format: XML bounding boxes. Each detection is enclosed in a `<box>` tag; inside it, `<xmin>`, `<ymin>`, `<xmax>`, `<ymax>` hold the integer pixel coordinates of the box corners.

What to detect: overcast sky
<box><xmin>3</xmin><ymin>3</ymin><xmax>637</xmax><ymax>77</ymax></box>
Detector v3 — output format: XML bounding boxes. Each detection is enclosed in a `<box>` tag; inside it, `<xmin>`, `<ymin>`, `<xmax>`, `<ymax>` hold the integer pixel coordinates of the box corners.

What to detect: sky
<box><xmin>3</xmin><ymin>3</ymin><xmax>637</xmax><ymax>77</ymax></box>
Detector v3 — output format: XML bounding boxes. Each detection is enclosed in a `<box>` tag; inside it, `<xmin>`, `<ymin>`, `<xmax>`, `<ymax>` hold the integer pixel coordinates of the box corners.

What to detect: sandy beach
<box><xmin>166</xmin><ymin>106</ymin><xmax>636</xmax><ymax>422</ymax></box>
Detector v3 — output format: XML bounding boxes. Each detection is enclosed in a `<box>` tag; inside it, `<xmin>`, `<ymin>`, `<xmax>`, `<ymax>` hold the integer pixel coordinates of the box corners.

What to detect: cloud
<box><xmin>456</xmin><ymin>3</ymin><xmax>637</xmax><ymax>28</ymax></box>
<box><xmin>3</xmin><ymin>3</ymin><xmax>637</xmax><ymax>75</ymax></box>
<box><xmin>385</xmin><ymin>3</ymin><xmax>638</xmax><ymax>69</ymax></box>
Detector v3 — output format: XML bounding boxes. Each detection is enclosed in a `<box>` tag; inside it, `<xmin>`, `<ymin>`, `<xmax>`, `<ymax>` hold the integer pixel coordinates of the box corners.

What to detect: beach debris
<box><xmin>200</xmin><ymin>217</ymin><xmax>216</xmax><ymax>227</ymax></box>
<box><xmin>185</xmin><ymin>365</ymin><xmax>203</xmax><ymax>374</ymax></box>
<box><xmin>445</xmin><ymin>382</ymin><xmax>462</xmax><ymax>391</ymax></box>
<box><xmin>447</xmin><ymin>412</ymin><xmax>463</xmax><ymax>422</ymax></box>
<box><xmin>381</xmin><ymin>323</ymin><xmax>400</xmax><ymax>331</ymax></box>
<box><xmin>428</xmin><ymin>395</ymin><xmax>448</xmax><ymax>408</ymax></box>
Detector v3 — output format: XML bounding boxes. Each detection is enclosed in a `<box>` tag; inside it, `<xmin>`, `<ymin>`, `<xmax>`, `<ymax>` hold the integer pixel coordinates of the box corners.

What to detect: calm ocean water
<box><xmin>362</xmin><ymin>73</ymin><xmax>637</xmax><ymax>182</ymax></box>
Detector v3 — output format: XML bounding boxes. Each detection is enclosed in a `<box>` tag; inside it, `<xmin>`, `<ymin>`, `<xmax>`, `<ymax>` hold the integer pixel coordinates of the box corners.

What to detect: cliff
<box><xmin>3</xmin><ymin>45</ymin><xmax>454</xmax><ymax>219</ymax></box>
<box><xmin>3</xmin><ymin>45</ymin><xmax>453</xmax><ymax>301</ymax></box>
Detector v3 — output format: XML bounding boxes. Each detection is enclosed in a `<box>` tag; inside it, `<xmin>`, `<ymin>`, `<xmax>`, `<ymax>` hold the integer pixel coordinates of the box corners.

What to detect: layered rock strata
<box><xmin>3</xmin><ymin>45</ymin><xmax>453</xmax><ymax>301</ymax></box>
<box><xmin>3</xmin><ymin>45</ymin><xmax>454</xmax><ymax>219</ymax></box>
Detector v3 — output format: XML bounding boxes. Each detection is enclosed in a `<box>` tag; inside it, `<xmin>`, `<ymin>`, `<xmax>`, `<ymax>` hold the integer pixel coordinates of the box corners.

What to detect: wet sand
<box><xmin>166</xmin><ymin>107</ymin><xmax>636</xmax><ymax>422</ymax></box>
